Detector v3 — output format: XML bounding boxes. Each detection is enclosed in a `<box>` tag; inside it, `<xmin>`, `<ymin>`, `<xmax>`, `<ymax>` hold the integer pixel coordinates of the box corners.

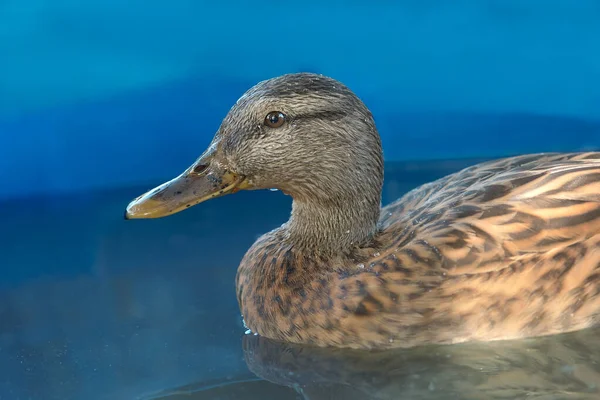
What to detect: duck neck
<box><xmin>284</xmin><ymin>195</ymin><xmax>381</xmax><ymax>256</ymax></box>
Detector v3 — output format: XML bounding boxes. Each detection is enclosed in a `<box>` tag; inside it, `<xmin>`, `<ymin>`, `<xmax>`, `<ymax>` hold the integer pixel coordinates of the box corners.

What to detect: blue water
<box><xmin>2</xmin><ymin>1</ymin><xmax>600</xmax><ymax>399</ymax></box>
<box><xmin>2</xmin><ymin>160</ymin><xmax>600</xmax><ymax>400</ymax></box>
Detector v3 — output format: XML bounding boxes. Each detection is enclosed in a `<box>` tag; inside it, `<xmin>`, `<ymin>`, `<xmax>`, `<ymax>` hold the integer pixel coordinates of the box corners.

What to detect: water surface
<box><xmin>1</xmin><ymin>159</ymin><xmax>599</xmax><ymax>399</ymax></box>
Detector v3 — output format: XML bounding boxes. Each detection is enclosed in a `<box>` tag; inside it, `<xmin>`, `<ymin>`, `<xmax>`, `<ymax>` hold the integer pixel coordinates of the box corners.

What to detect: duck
<box><xmin>125</xmin><ymin>73</ymin><xmax>600</xmax><ymax>350</ymax></box>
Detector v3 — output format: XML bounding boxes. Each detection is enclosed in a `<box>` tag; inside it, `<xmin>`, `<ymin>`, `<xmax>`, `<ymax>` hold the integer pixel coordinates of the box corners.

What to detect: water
<box><xmin>2</xmin><ymin>159</ymin><xmax>600</xmax><ymax>400</ymax></box>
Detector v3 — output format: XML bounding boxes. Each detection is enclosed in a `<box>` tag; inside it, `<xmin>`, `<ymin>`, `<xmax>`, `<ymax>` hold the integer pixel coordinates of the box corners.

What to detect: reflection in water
<box><xmin>151</xmin><ymin>327</ymin><xmax>600</xmax><ymax>400</ymax></box>
<box><xmin>241</xmin><ymin>329</ymin><xmax>600</xmax><ymax>400</ymax></box>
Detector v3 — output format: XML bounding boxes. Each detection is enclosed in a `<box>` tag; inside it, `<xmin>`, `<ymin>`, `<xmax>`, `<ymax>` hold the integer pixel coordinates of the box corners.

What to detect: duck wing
<box><xmin>323</xmin><ymin>153</ymin><xmax>599</xmax><ymax>347</ymax></box>
<box><xmin>379</xmin><ymin>152</ymin><xmax>600</xmax><ymax>275</ymax></box>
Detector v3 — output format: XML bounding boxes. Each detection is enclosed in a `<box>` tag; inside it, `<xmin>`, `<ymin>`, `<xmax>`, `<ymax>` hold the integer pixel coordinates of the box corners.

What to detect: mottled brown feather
<box><xmin>237</xmin><ymin>152</ymin><xmax>600</xmax><ymax>349</ymax></box>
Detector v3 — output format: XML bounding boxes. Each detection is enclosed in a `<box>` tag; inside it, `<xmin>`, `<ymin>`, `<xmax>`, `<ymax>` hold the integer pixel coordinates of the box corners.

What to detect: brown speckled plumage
<box><xmin>126</xmin><ymin>73</ymin><xmax>600</xmax><ymax>350</ymax></box>
<box><xmin>237</xmin><ymin>151</ymin><xmax>600</xmax><ymax>349</ymax></box>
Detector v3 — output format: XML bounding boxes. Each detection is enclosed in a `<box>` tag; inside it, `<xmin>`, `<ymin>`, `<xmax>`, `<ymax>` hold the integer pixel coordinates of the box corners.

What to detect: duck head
<box><xmin>125</xmin><ymin>73</ymin><xmax>383</xmax><ymax>249</ymax></box>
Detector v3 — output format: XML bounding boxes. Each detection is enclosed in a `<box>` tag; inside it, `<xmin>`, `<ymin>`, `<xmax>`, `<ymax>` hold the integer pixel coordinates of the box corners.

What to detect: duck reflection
<box><xmin>241</xmin><ymin>327</ymin><xmax>600</xmax><ymax>400</ymax></box>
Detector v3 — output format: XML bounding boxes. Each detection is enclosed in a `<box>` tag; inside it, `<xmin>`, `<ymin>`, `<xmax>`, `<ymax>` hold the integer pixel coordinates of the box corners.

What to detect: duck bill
<box><xmin>124</xmin><ymin>159</ymin><xmax>249</xmax><ymax>220</ymax></box>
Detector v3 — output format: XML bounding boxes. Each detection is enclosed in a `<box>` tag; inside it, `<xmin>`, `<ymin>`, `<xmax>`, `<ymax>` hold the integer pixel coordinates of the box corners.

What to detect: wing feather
<box><xmin>380</xmin><ymin>152</ymin><xmax>600</xmax><ymax>274</ymax></box>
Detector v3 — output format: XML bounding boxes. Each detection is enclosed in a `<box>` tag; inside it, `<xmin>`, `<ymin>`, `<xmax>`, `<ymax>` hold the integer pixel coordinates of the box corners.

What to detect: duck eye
<box><xmin>264</xmin><ymin>111</ymin><xmax>286</xmax><ymax>128</ymax></box>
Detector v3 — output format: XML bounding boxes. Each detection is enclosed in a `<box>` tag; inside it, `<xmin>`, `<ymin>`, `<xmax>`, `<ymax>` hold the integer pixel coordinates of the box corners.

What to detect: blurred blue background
<box><xmin>0</xmin><ymin>1</ymin><xmax>599</xmax><ymax>399</ymax></box>
<box><xmin>1</xmin><ymin>0</ymin><xmax>599</xmax><ymax>199</ymax></box>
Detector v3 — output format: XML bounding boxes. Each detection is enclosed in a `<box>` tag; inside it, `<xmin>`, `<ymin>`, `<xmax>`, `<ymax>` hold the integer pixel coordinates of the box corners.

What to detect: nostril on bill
<box><xmin>193</xmin><ymin>164</ymin><xmax>208</xmax><ymax>174</ymax></box>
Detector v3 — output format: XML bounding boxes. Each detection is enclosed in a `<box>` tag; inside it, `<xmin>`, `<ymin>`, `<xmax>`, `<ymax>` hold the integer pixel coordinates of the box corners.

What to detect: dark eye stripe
<box><xmin>293</xmin><ymin>110</ymin><xmax>348</xmax><ymax>121</ymax></box>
